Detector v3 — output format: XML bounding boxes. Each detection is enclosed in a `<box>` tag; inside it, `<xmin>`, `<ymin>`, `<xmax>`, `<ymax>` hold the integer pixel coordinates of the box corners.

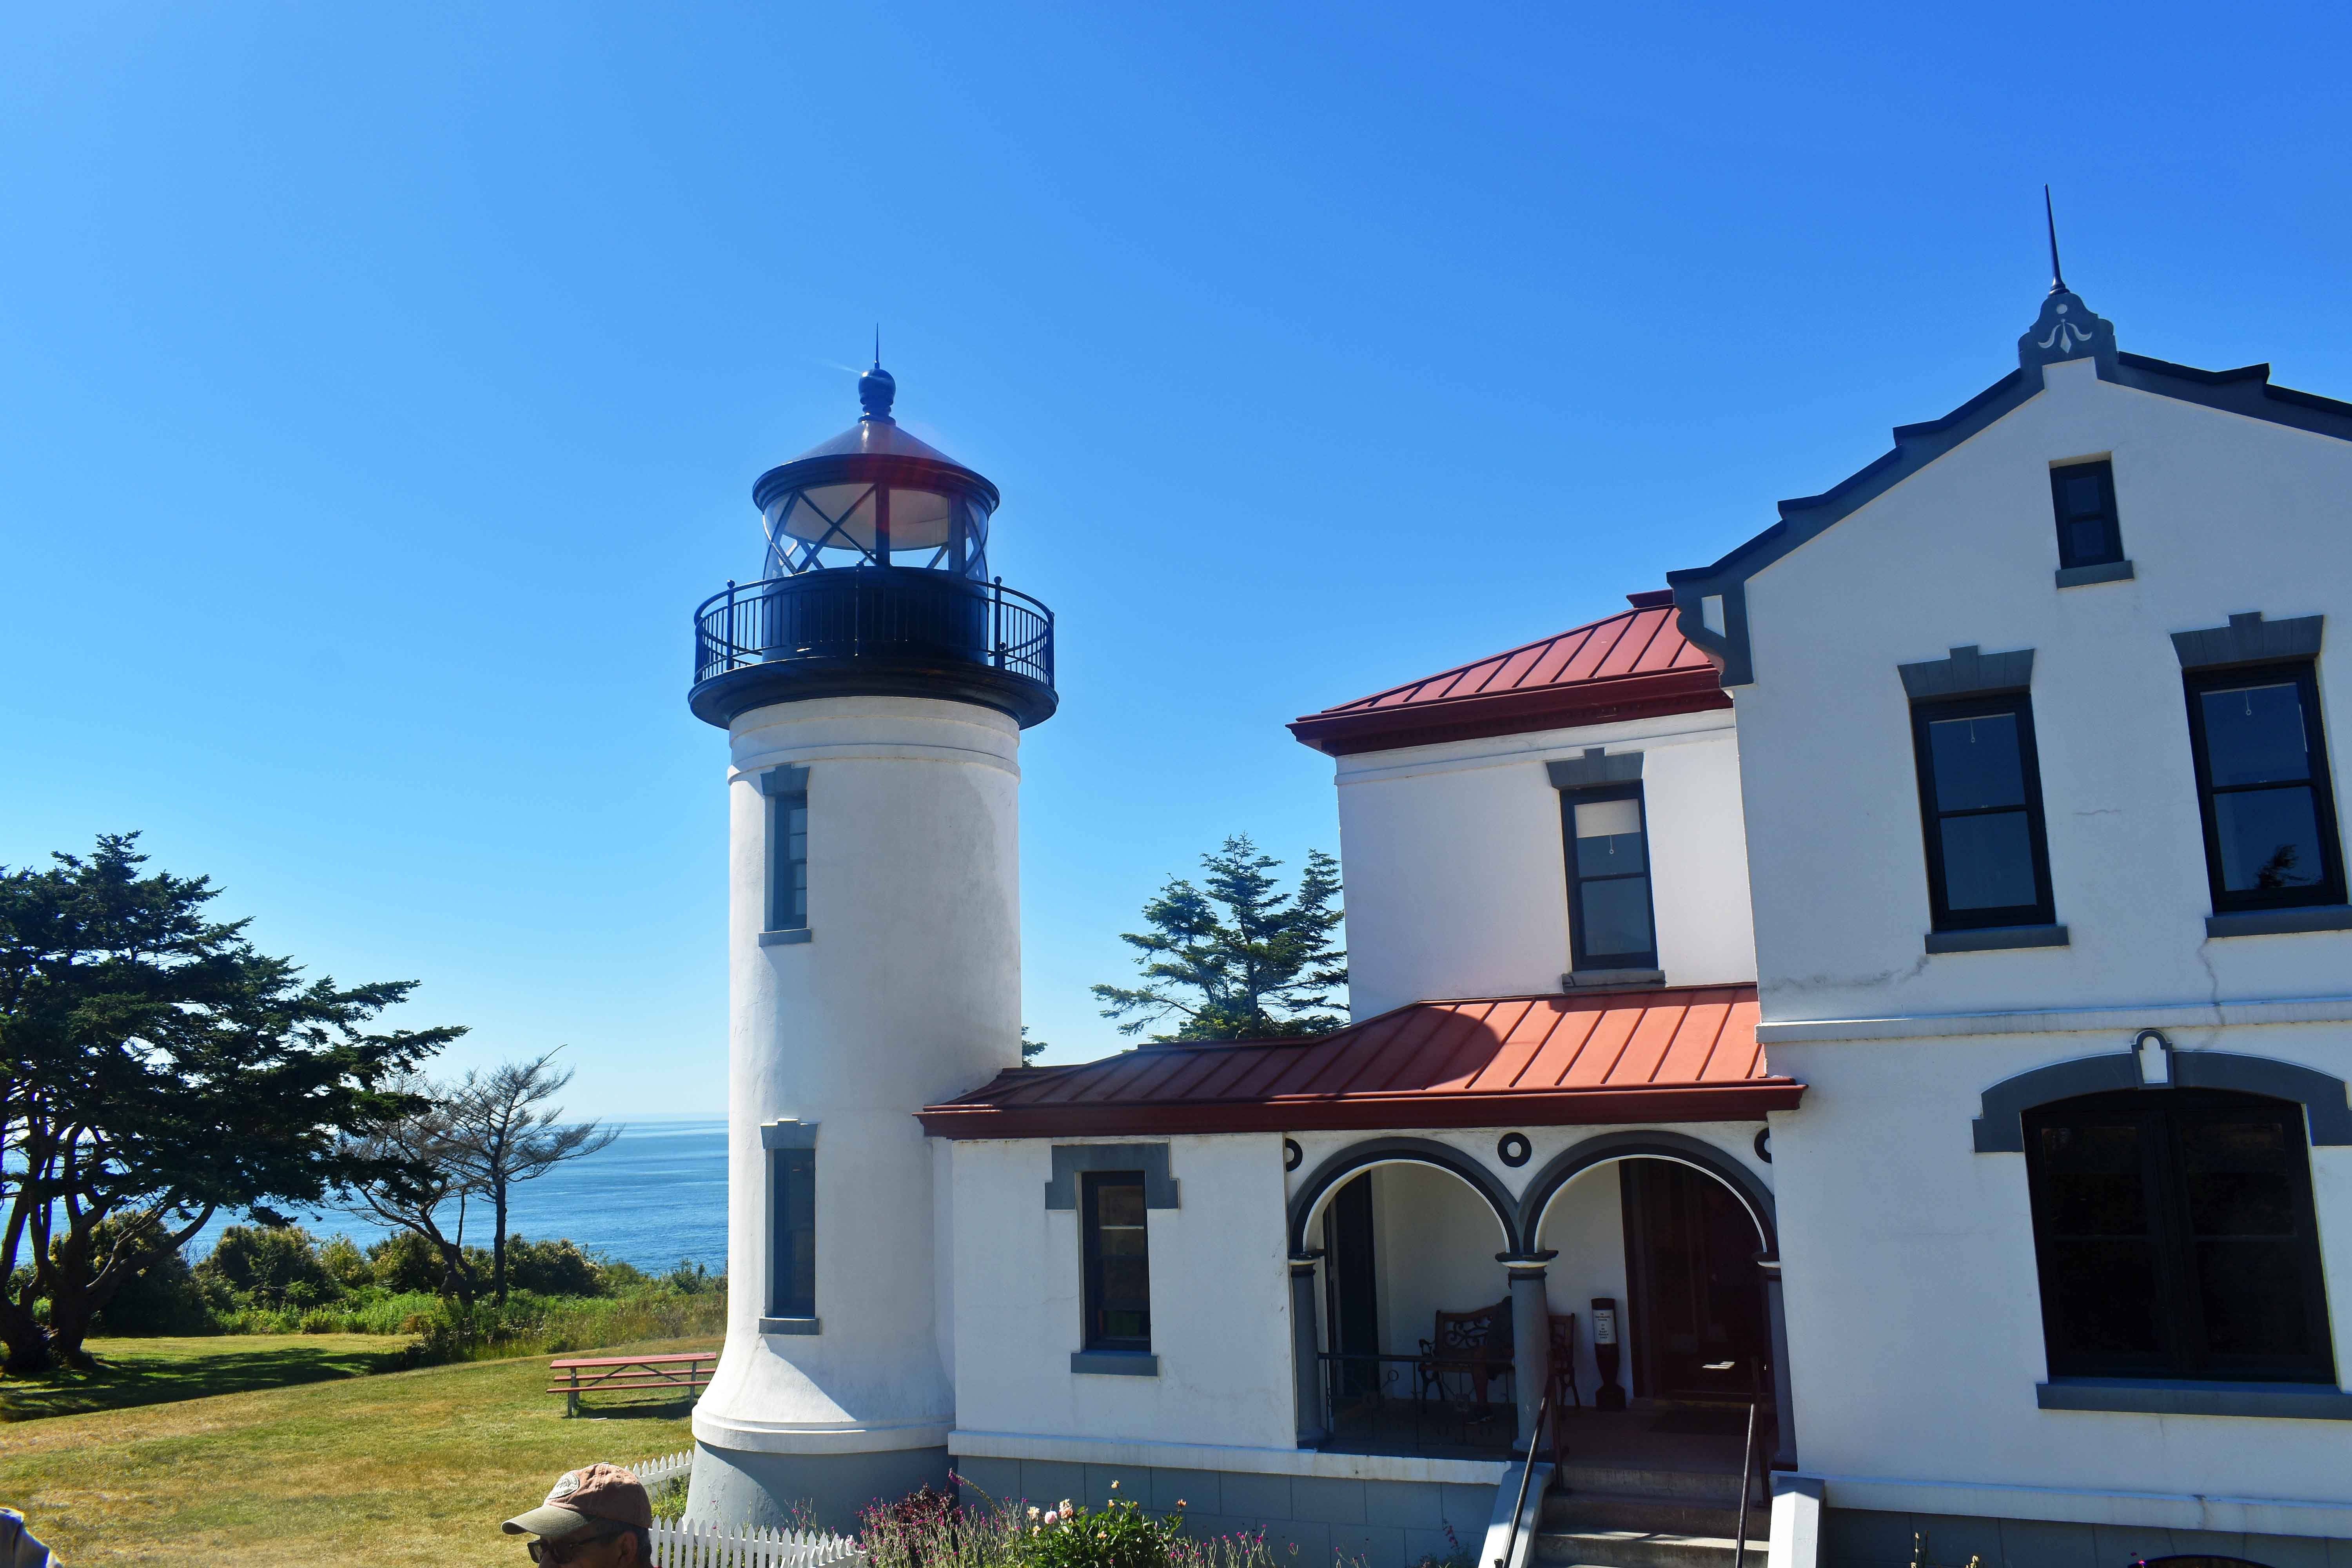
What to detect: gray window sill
<box><xmin>2038</xmin><ymin>1377</ymin><xmax>2352</xmax><ymax>1420</ymax></box>
<box><xmin>2055</xmin><ymin>559</ymin><xmax>2134</xmax><ymax>588</ymax></box>
<box><xmin>1925</xmin><ymin>924</ymin><xmax>2069</xmax><ymax>954</ymax></box>
<box><xmin>1070</xmin><ymin>1350</ymin><xmax>1158</xmax><ymax>1377</ymax></box>
<box><xmin>1562</xmin><ymin>968</ymin><xmax>1665</xmax><ymax>990</ymax></box>
<box><xmin>759</xmin><ymin>1316</ymin><xmax>821</xmax><ymax>1336</ymax></box>
<box><xmin>759</xmin><ymin>928</ymin><xmax>813</xmax><ymax>947</ymax></box>
<box><xmin>2205</xmin><ymin>905</ymin><xmax>2352</xmax><ymax>939</ymax></box>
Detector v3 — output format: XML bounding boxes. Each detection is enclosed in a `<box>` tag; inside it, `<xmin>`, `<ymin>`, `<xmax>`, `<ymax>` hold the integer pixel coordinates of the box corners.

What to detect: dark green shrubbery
<box><xmin>196</xmin><ymin>1225</ymin><xmax>341</xmax><ymax>1310</ymax></box>
<box><xmin>87</xmin><ymin>1221</ymin><xmax>216</xmax><ymax>1336</ymax></box>
<box><xmin>505</xmin><ymin>1236</ymin><xmax>601</xmax><ymax>1297</ymax></box>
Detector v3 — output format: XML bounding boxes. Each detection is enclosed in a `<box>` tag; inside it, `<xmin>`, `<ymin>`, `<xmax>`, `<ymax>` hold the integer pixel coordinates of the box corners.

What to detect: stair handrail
<box><xmin>1493</xmin><ymin>1383</ymin><xmax>1552</xmax><ymax>1568</ymax></box>
<box><xmin>1732</xmin><ymin>1396</ymin><xmax>1760</xmax><ymax>1568</ymax></box>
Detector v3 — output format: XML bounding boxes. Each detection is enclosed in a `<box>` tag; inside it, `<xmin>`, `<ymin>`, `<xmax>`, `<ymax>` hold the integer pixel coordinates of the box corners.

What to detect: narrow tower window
<box><xmin>1561</xmin><ymin>784</ymin><xmax>1658</xmax><ymax>972</ymax></box>
<box><xmin>771</xmin><ymin>1147</ymin><xmax>816</xmax><ymax>1321</ymax></box>
<box><xmin>1081</xmin><ymin>1171</ymin><xmax>1151</xmax><ymax>1352</ymax></box>
<box><xmin>2050</xmin><ymin>460</ymin><xmax>2123</xmax><ymax>569</ymax></box>
<box><xmin>1910</xmin><ymin>692</ymin><xmax>2056</xmax><ymax>930</ymax></box>
<box><xmin>2184</xmin><ymin>662</ymin><xmax>2346</xmax><ymax>912</ymax></box>
<box><xmin>764</xmin><ymin>768</ymin><xmax>809</xmax><ymax>934</ymax></box>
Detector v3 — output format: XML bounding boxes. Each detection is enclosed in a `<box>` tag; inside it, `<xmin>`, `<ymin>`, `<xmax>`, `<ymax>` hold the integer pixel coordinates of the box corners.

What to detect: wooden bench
<box><xmin>548</xmin><ymin>1352</ymin><xmax>717</xmax><ymax>1417</ymax></box>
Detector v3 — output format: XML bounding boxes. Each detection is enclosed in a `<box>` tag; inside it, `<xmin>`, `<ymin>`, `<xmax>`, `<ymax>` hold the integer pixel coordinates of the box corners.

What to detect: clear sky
<box><xmin>4</xmin><ymin>4</ymin><xmax>2347</xmax><ymax>1116</ymax></box>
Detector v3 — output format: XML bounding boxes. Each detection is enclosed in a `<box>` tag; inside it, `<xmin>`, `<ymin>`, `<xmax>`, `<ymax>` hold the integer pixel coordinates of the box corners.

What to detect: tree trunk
<box><xmin>492</xmin><ymin>1178</ymin><xmax>510</xmax><ymax>1306</ymax></box>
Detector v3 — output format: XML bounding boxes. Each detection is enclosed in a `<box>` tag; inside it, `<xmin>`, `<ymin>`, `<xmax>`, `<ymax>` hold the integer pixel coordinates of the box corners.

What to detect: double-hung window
<box><xmin>767</xmin><ymin>769</ymin><xmax>809</xmax><ymax>935</ymax></box>
<box><xmin>1561</xmin><ymin>784</ymin><xmax>1657</xmax><ymax>972</ymax></box>
<box><xmin>1080</xmin><ymin>1171</ymin><xmax>1151</xmax><ymax>1352</ymax></box>
<box><xmin>2183</xmin><ymin>662</ymin><xmax>2346</xmax><ymax>913</ymax></box>
<box><xmin>1910</xmin><ymin>692</ymin><xmax>2056</xmax><ymax>930</ymax></box>
<box><xmin>2050</xmin><ymin>459</ymin><xmax>2123</xmax><ymax>570</ymax></box>
<box><xmin>2025</xmin><ymin>1088</ymin><xmax>2334</xmax><ymax>1382</ymax></box>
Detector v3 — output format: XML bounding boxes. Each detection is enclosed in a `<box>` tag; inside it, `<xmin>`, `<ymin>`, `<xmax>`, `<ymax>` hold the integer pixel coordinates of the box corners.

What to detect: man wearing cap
<box><xmin>502</xmin><ymin>1463</ymin><xmax>654</xmax><ymax>1565</ymax></box>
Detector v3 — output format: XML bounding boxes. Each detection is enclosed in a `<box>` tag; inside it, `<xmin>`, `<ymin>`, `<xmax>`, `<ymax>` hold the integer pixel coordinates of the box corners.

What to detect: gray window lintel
<box><xmin>760</xmin><ymin>1119</ymin><xmax>819</xmax><ymax>1150</ymax></box>
<box><xmin>1898</xmin><ymin>644</ymin><xmax>2036</xmax><ymax>702</ymax></box>
<box><xmin>1070</xmin><ymin>1350</ymin><xmax>1160</xmax><ymax>1376</ymax></box>
<box><xmin>2054</xmin><ymin>559</ymin><xmax>2135</xmax><ymax>589</ymax></box>
<box><xmin>2171</xmin><ymin>611</ymin><xmax>2323</xmax><ymax>670</ymax></box>
<box><xmin>1547</xmin><ymin>749</ymin><xmax>1644</xmax><ymax>790</ymax></box>
<box><xmin>2207</xmin><ymin>905</ymin><xmax>2352</xmax><ymax>939</ymax></box>
<box><xmin>1973</xmin><ymin>1049</ymin><xmax>2352</xmax><ymax>1152</ymax></box>
<box><xmin>755</xmin><ymin>764</ymin><xmax>811</xmax><ymax>798</ymax></box>
<box><xmin>2037</xmin><ymin>1377</ymin><xmax>2352</xmax><ymax>1421</ymax></box>
<box><xmin>1924</xmin><ymin>924</ymin><xmax>2070</xmax><ymax>955</ymax></box>
<box><xmin>759</xmin><ymin>928</ymin><xmax>814</xmax><ymax>946</ymax></box>
<box><xmin>759</xmin><ymin>1316</ymin><xmax>821</xmax><ymax>1336</ymax></box>
<box><xmin>1044</xmin><ymin>1143</ymin><xmax>1178</xmax><ymax>1210</ymax></box>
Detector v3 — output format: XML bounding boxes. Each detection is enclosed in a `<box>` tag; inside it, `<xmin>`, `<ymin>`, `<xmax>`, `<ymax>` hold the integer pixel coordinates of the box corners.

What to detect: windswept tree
<box><xmin>446</xmin><ymin>1051</ymin><xmax>618</xmax><ymax>1305</ymax></box>
<box><xmin>0</xmin><ymin>834</ymin><xmax>461</xmax><ymax>1369</ymax></box>
<box><xmin>1091</xmin><ymin>835</ymin><xmax>1347</xmax><ymax>1042</ymax></box>
<box><xmin>337</xmin><ymin>1073</ymin><xmax>483</xmax><ymax>1305</ymax></box>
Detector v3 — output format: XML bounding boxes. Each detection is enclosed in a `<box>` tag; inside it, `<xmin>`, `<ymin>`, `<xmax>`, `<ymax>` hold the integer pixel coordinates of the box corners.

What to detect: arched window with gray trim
<box><xmin>2024</xmin><ymin>1086</ymin><xmax>2334</xmax><ymax>1383</ymax></box>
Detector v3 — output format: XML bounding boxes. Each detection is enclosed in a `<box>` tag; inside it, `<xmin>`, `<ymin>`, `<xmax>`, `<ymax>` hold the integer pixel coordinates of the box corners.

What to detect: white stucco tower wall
<box><xmin>687</xmin><ymin>695</ymin><xmax>1022</xmax><ymax>1526</ymax></box>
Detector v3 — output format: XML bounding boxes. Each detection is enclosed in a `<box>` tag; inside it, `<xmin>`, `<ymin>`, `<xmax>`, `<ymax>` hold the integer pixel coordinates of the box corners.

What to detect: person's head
<box><xmin>503</xmin><ymin>1464</ymin><xmax>654</xmax><ymax>1567</ymax></box>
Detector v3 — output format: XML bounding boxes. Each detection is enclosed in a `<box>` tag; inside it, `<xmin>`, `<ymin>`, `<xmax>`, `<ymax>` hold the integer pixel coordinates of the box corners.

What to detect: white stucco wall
<box><xmin>1364</xmin><ymin>1165</ymin><xmax>1515</xmax><ymax>1358</ymax></box>
<box><xmin>948</xmin><ymin>1133</ymin><xmax>1297</xmax><ymax>1451</ymax></box>
<box><xmin>1771</xmin><ymin>1026</ymin><xmax>2352</xmax><ymax>1504</ymax></box>
<box><xmin>698</xmin><ymin>695</ymin><xmax>1023</xmax><ymax>1458</ymax></box>
<box><xmin>1735</xmin><ymin>356</ymin><xmax>2352</xmax><ymax>1025</ymax></box>
<box><xmin>1333</xmin><ymin>711</ymin><xmax>1756</xmax><ymax>1020</ymax></box>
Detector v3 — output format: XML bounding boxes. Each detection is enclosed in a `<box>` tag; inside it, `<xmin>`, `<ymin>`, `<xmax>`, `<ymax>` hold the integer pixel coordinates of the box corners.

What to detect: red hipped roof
<box><xmin>917</xmin><ymin>985</ymin><xmax>1800</xmax><ymax>1139</ymax></box>
<box><xmin>1288</xmin><ymin>591</ymin><xmax>1729</xmax><ymax>757</ymax></box>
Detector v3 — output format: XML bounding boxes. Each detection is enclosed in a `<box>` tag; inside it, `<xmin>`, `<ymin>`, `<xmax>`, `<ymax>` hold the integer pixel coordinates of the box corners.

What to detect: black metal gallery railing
<box><xmin>1317</xmin><ymin>1351</ymin><xmax>1520</xmax><ymax>1458</ymax></box>
<box><xmin>693</xmin><ymin>568</ymin><xmax>1054</xmax><ymax>691</ymax></box>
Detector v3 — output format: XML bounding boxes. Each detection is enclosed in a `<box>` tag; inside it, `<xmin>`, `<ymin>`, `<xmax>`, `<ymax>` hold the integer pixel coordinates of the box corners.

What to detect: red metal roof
<box><xmin>1289</xmin><ymin>591</ymin><xmax>1729</xmax><ymax>757</ymax></box>
<box><xmin>917</xmin><ymin>985</ymin><xmax>1800</xmax><ymax>1139</ymax></box>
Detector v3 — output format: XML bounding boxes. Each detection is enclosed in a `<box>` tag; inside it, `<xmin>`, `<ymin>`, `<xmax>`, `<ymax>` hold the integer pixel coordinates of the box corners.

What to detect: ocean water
<box><xmin>182</xmin><ymin>1115</ymin><xmax>730</xmax><ymax>1274</ymax></box>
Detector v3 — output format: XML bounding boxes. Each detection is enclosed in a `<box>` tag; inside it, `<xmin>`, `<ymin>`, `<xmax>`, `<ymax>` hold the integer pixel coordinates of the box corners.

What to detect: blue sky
<box><xmin>4</xmin><ymin>3</ymin><xmax>2347</xmax><ymax>1116</ymax></box>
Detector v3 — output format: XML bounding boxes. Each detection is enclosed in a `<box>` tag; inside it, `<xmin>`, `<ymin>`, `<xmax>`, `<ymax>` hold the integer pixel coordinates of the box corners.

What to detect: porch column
<box><xmin>1289</xmin><ymin>1250</ymin><xmax>1327</xmax><ymax>1446</ymax></box>
<box><xmin>1499</xmin><ymin>1250</ymin><xmax>1557</xmax><ymax>1453</ymax></box>
<box><xmin>1759</xmin><ymin>1254</ymin><xmax>1797</xmax><ymax>1467</ymax></box>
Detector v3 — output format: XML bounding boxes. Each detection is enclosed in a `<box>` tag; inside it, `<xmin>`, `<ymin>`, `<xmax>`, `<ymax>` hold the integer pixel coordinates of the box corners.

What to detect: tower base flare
<box><xmin>684</xmin><ymin>1441</ymin><xmax>950</xmax><ymax>1532</ymax></box>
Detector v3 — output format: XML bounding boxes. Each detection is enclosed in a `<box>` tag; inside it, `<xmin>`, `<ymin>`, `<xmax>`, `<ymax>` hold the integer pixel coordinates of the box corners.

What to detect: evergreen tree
<box><xmin>1091</xmin><ymin>835</ymin><xmax>1347</xmax><ymax>1041</ymax></box>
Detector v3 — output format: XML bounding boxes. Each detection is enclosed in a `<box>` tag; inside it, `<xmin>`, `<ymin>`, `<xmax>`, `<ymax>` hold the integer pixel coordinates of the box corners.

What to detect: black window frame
<box><xmin>2023</xmin><ymin>1087</ymin><xmax>2335</xmax><ymax>1384</ymax></box>
<box><xmin>2183</xmin><ymin>660</ymin><xmax>2347</xmax><ymax>914</ymax></box>
<box><xmin>1079</xmin><ymin>1170</ymin><xmax>1151</xmax><ymax>1354</ymax></box>
<box><xmin>1909</xmin><ymin>690</ymin><xmax>2057</xmax><ymax>932</ymax></box>
<box><xmin>768</xmin><ymin>782</ymin><xmax>809</xmax><ymax>933</ymax></box>
<box><xmin>1560</xmin><ymin>781</ymin><xmax>1659</xmax><ymax>972</ymax></box>
<box><xmin>769</xmin><ymin>1146</ymin><xmax>816</xmax><ymax>1320</ymax></box>
<box><xmin>2049</xmin><ymin>459</ymin><xmax>2124</xmax><ymax>570</ymax></box>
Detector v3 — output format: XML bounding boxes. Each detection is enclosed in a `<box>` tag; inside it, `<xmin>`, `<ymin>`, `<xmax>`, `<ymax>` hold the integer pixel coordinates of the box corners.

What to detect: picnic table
<box><xmin>548</xmin><ymin>1351</ymin><xmax>717</xmax><ymax>1417</ymax></box>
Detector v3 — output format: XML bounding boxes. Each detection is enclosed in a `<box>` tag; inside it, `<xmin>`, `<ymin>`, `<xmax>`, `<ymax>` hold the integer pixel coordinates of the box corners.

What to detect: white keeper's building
<box><xmin>679</xmin><ymin>275</ymin><xmax>2352</xmax><ymax>1568</ymax></box>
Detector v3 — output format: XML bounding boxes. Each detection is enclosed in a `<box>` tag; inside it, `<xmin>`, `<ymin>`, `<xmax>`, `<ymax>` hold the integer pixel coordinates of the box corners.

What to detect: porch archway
<box><xmin>1516</xmin><ymin>1128</ymin><xmax>1775</xmax><ymax>1252</ymax></box>
<box><xmin>1286</xmin><ymin>1136</ymin><xmax>1523</xmax><ymax>1254</ymax></box>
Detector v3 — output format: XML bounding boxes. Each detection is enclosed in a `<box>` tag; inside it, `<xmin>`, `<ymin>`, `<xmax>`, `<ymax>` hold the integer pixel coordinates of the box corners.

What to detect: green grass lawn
<box><xmin>0</xmin><ymin>1333</ymin><xmax>715</xmax><ymax>1566</ymax></box>
<box><xmin>0</xmin><ymin>1333</ymin><xmax>419</xmax><ymax>1421</ymax></box>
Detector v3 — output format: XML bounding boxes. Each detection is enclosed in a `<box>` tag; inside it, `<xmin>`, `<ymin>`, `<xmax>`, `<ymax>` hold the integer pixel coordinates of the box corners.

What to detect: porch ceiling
<box><xmin>916</xmin><ymin>985</ymin><xmax>1802</xmax><ymax>1138</ymax></box>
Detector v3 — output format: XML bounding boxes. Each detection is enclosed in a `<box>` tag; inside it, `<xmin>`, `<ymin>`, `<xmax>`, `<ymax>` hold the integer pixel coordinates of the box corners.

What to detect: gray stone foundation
<box><xmin>684</xmin><ymin>1441</ymin><xmax>951</xmax><ymax>1534</ymax></box>
<box><xmin>949</xmin><ymin>1455</ymin><xmax>1494</xmax><ymax>1568</ymax></box>
<box><xmin>1824</xmin><ymin>1504</ymin><xmax>2344</xmax><ymax>1568</ymax></box>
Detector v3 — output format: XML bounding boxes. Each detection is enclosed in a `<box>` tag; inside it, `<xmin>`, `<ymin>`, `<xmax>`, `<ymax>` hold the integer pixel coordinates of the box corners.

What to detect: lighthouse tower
<box><xmin>682</xmin><ymin>361</ymin><xmax>1056</xmax><ymax>1528</ymax></box>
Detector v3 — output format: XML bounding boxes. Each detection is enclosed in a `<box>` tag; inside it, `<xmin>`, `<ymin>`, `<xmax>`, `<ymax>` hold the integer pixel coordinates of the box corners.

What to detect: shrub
<box><xmin>89</xmin><ymin>1226</ymin><xmax>216</xmax><ymax>1336</ymax></box>
<box><xmin>662</xmin><ymin>1258</ymin><xmax>713</xmax><ymax>1295</ymax></box>
<box><xmin>368</xmin><ymin>1230</ymin><xmax>446</xmax><ymax>1293</ymax></box>
<box><xmin>506</xmin><ymin>1236</ymin><xmax>603</xmax><ymax>1297</ymax></box>
<box><xmin>321</xmin><ymin>1235</ymin><xmax>372</xmax><ymax>1290</ymax></box>
<box><xmin>196</xmin><ymin>1225</ymin><xmax>338</xmax><ymax>1309</ymax></box>
<box><xmin>1025</xmin><ymin>1492</ymin><xmax>1182</xmax><ymax>1568</ymax></box>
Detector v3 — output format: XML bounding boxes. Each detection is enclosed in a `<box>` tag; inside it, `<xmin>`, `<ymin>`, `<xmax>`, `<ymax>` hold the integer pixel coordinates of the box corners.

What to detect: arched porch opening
<box><xmin>1288</xmin><ymin>1140</ymin><xmax>1525</xmax><ymax>1458</ymax></box>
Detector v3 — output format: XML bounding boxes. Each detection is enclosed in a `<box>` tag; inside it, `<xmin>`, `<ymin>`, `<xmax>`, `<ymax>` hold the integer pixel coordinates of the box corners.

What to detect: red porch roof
<box><xmin>1288</xmin><ymin>591</ymin><xmax>1730</xmax><ymax>757</ymax></box>
<box><xmin>917</xmin><ymin>985</ymin><xmax>1800</xmax><ymax>1139</ymax></box>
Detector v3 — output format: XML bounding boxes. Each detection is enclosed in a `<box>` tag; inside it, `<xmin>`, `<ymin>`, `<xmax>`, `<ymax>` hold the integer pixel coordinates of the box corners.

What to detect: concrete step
<box><xmin>1548</xmin><ymin>1463</ymin><xmax>1760</xmax><ymax>1506</ymax></box>
<box><xmin>1542</xmin><ymin>1492</ymin><xmax>1769</xmax><ymax>1543</ymax></box>
<box><xmin>1532</xmin><ymin>1526</ymin><xmax>1769</xmax><ymax>1568</ymax></box>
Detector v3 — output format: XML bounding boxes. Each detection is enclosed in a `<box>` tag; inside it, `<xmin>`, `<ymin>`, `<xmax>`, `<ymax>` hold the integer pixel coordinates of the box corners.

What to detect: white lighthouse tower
<box><xmin>682</xmin><ymin>361</ymin><xmax>1056</xmax><ymax>1528</ymax></box>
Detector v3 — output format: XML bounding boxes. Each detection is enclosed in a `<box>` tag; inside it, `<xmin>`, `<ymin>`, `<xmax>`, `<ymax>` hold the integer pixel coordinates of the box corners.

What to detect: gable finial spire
<box><xmin>873</xmin><ymin>323</ymin><xmax>882</xmax><ymax>370</ymax></box>
<box><xmin>2043</xmin><ymin>185</ymin><xmax>2067</xmax><ymax>296</ymax></box>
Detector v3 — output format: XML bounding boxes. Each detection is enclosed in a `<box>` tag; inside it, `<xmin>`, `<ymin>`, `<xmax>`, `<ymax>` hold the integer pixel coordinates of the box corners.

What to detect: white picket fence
<box><xmin>618</xmin><ymin>1452</ymin><xmax>867</xmax><ymax>1568</ymax></box>
<box><xmin>648</xmin><ymin>1519</ymin><xmax>866</xmax><ymax>1568</ymax></box>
